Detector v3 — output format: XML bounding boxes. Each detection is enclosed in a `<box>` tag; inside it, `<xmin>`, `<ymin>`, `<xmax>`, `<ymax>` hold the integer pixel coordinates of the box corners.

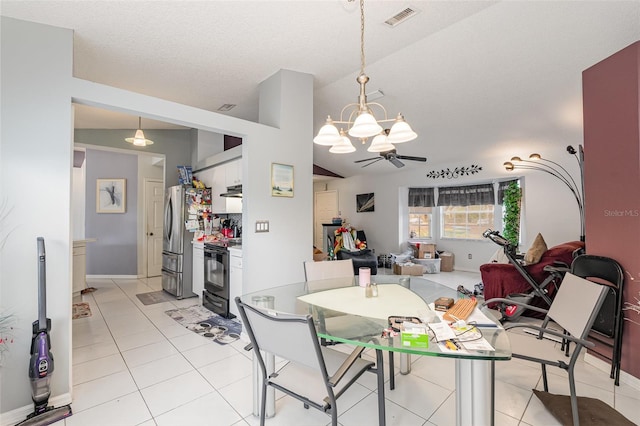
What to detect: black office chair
<box><xmin>570</xmin><ymin>254</ymin><xmax>625</xmax><ymax>385</ymax></box>
<box><xmin>235</xmin><ymin>297</ymin><xmax>376</xmax><ymax>426</ymax></box>
<box><xmin>335</xmin><ymin>230</ymin><xmax>378</xmax><ymax>275</ymax></box>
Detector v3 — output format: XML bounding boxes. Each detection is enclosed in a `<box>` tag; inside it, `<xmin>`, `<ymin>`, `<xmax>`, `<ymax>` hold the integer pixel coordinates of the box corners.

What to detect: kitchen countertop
<box><xmin>196</xmin><ymin>239</ymin><xmax>242</xmax><ymax>252</ymax></box>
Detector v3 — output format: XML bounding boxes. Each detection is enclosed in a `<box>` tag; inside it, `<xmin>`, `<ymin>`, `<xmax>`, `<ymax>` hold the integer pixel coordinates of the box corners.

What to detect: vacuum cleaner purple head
<box><xmin>17</xmin><ymin>238</ymin><xmax>72</xmax><ymax>426</ymax></box>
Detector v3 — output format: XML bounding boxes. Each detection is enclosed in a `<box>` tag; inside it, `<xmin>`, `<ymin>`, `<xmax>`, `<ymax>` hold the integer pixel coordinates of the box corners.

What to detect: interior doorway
<box><xmin>145</xmin><ymin>179</ymin><xmax>164</xmax><ymax>277</ymax></box>
<box><xmin>314</xmin><ymin>190</ymin><xmax>338</xmax><ymax>250</ymax></box>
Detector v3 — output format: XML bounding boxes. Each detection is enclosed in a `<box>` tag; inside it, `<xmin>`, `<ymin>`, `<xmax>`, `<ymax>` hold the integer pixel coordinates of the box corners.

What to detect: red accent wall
<box><xmin>583</xmin><ymin>41</ymin><xmax>640</xmax><ymax>380</ymax></box>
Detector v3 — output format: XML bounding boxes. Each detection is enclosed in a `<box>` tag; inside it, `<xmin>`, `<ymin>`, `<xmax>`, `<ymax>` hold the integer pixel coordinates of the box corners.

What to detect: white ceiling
<box><xmin>2</xmin><ymin>1</ymin><xmax>639</xmax><ymax>177</ymax></box>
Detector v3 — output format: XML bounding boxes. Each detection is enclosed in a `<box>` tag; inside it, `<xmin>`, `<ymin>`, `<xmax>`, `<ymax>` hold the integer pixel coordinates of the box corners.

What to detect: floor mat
<box><xmin>72</xmin><ymin>302</ymin><xmax>91</xmax><ymax>319</ymax></box>
<box><xmin>136</xmin><ymin>290</ymin><xmax>176</xmax><ymax>305</ymax></box>
<box><xmin>165</xmin><ymin>305</ymin><xmax>242</xmax><ymax>345</ymax></box>
<box><xmin>533</xmin><ymin>389</ymin><xmax>634</xmax><ymax>425</ymax></box>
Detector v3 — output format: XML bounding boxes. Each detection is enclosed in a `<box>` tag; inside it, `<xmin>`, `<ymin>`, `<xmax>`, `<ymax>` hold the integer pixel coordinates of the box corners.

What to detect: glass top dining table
<box><xmin>240</xmin><ymin>274</ymin><xmax>511</xmax><ymax>426</ymax></box>
<box><xmin>239</xmin><ymin>274</ymin><xmax>511</xmax><ymax>360</ymax></box>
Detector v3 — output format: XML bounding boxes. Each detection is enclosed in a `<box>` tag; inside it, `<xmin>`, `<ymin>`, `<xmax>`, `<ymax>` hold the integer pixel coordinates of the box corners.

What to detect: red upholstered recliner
<box><xmin>480</xmin><ymin>241</ymin><xmax>584</xmax><ymax>317</ymax></box>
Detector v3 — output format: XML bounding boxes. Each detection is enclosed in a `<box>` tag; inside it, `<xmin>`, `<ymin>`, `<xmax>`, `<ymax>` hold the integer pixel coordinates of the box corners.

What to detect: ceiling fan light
<box><xmin>368</xmin><ymin>133</ymin><xmax>395</xmax><ymax>152</ymax></box>
<box><xmin>313</xmin><ymin>117</ymin><xmax>341</xmax><ymax>146</ymax></box>
<box><xmin>348</xmin><ymin>111</ymin><xmax>382</xmax><ymax>138</ymax></box>
<box><xmin>329</xmin><ymin>133</ymin><xmax>356</xmax><ymax>154</ymax></box>
<box><xmin>386</xmin><ymin>114</ymin><xmax>417</xmax><ymax>143</ymax></box>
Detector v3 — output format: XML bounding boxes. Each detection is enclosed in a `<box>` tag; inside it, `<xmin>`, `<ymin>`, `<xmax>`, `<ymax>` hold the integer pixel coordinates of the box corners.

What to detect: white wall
<box><xmin>245</xmin><ymin>69</ymin><xmax>314</xmax><ymax>292</ymax></box>
<box><xmin>1</xmin><ymin>17</ymin><xmax>74</xmax><ymax>415</ymax></box>
<box><xmin>194</xmin><ymin>130</ymin><xmax>224</xmax><ymax>165</ymax></box>
<box><xmin>1</xmin><ymin>17</ymin><xmax>313</xmax><ymax>420</ymax></box>
<box><xmin>72</xmin><ymin>158</ymin><xmax>87</xmax><ymax>240</ymax></box>
<box><xmin>320</xmin><ymin>148</ymin><xmax>583</xmax><ymax>272</ymax></box>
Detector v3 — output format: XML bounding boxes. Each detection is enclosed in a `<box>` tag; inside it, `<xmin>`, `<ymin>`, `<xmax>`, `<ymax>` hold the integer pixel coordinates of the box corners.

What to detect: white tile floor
<box><xmin>58</xmin><ymin>272</ymin><xmax>639</xmax><ymax>426</ymax></box>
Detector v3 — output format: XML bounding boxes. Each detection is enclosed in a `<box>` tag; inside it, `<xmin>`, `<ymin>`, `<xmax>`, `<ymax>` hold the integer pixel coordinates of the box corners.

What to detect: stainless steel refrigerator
<box><xmin>162</xmin><ymin>185</ymin><xmax>197</xmax><ymax>299</ymax></box>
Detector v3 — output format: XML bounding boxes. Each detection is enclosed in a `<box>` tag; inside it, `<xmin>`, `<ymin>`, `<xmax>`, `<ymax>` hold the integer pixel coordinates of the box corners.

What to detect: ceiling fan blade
<box><xmin>396</xmin><ymin>155</ymin><xmax>427</xmax><ymax>162</ymax></box>
<box><xmin>361</xmin><ymin>158</ymin><xmax>383</xmax><ymax>168</ymax></box>
<box><xmin>389</xmin><ymin>157</ymin><xmax>405</xmax><ymax>168</ymax></box>
<box><xmin>354</xmin><ymin>156</ymin><xmax>380</xmax><ymax>163</ymax></box>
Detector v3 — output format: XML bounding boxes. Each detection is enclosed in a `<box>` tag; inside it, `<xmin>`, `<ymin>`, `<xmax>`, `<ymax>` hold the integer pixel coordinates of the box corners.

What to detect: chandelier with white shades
<box><xmin>313</xmin><ymin>0</ymin><xmax>417</xmax><ymax>154</ymax></box>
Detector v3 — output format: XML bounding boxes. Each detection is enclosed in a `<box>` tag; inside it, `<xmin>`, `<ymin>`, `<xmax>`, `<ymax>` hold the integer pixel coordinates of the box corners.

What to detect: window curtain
<box><xmin>497</xmin><ymin>179</ymin><xmax>519</xmax><ymax>205</ymax></box>
<box><xmin>437</xmin><ymin>183</ymin><xmax>495</xmax><ymax>206</ymax></box>
<box><xmin>408</xmin><ymin>187</ymin><xmax>435</xmax><ymax>207</ymax></box>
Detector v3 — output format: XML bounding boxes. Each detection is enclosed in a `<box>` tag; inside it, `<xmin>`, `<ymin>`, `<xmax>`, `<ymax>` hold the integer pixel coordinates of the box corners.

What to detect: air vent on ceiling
<box><xmin>217</xmin><ymin>104</ymin><xmax>236</xmax><ymax>112</ymax></box>
<box><xmin>384</xmin><ymin>7</ymin><xmax>419</xmax><ymax>27</ymax></box>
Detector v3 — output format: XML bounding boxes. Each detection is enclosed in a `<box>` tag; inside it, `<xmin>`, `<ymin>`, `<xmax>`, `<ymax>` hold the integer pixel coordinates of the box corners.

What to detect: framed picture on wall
<box><xmin>271</xmin><ymin>163</ymin><xmax>294</xmax><ymax>198</ymax></box>
<box><xmin>356</xmin><ymin>193</ymin><xmax>375</xmax><ymax>212</ymax></box>
<box><xmin>96</xmin><ymin>178</ymin><xmax>126</xmax><ymax>213</ymax></box>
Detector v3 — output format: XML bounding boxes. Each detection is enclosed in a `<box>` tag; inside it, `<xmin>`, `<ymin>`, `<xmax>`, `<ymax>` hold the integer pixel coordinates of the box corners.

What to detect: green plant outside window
<box><xmin>502</xmin><ymin>181</ymin><xmax>522</xmax><ymax>247</ymax></box>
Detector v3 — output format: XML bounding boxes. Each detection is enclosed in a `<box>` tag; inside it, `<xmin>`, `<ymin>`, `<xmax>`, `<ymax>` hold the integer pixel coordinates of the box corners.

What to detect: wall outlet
<box><xmin>468</xmin><ymin>253</ymin><xmax>472</xmax><ymax>259</ymax></box>
<box><xmin>255</xmin><ymin>220</ymin><xmax>269</xmax><ymax>233</ymax></box>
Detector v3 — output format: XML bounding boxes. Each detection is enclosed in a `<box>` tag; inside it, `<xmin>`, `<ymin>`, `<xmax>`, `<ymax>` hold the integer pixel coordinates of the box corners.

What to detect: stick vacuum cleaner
<box><xmin>17</xmin><ymin>237</ymin><xmax>72</xmax><ymax>426</ymax></box>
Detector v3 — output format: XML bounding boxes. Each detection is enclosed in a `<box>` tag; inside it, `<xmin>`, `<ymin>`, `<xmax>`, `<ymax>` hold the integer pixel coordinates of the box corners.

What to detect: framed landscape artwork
<box><xmin>356</xmin><ymin>193</ymin><xmax>375</xmax><ymax>212</ymax></box>
<box><xmin>96</xmin><ymin>178</ymin><xmax>126</xmax><ymax>213</ymax></box>
<box><xmin>271</xmin><ymin>163</ymin><xmax>294</xmax><ymax>198</ymax></box>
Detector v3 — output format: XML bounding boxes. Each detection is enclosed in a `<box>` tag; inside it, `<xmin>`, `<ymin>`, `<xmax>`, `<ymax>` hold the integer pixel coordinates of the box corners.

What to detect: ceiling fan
<box><xmin>354</xmin><ymin>149</ymin><xmax>427</xmax><ymax>168</ymax></box>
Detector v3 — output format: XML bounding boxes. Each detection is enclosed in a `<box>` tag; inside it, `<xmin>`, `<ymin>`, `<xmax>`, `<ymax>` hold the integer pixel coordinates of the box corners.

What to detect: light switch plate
<box><xmin>255</xmin><ymin>220</ymin><xmax>269</xmax><ymax>233</ymax></box>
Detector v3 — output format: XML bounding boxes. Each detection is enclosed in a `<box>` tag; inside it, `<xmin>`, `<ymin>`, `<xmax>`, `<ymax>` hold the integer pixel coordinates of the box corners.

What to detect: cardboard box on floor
<box><xmin>439</xmin><ymin>252</ymin><xmax>454</xmax><ymax>272</ymax></box>
<box><xmin>393</xmin><ymin>263</ymin><xmax>423</xmax><ymax>276</ymax></box>
<box><xmin>411</xmin><ymin>243</ymin><xmax>436</xmax><ymax>259</ymax></box>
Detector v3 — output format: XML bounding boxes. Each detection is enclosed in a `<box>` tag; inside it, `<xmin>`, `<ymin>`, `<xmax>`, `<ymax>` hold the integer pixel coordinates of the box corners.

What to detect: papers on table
<box><xmin>428</xmin><ymin>321</ymin><xmax>457</xmax><ymax>341</ymax></box>
<box><xmin>428</xmin><ymin>305</ymin><xmax>497</xmax><ymax>352</ymax></box>
<box><xmin>460</xmin><ymin>338</ymin><xmax>495</xmax><ymax>351</ymax></box>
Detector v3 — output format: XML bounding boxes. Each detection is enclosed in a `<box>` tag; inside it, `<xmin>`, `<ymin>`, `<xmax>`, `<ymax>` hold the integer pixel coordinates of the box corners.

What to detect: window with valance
<box><xmin>437</xmin><ymin>183</ymin><xmax>495</xmax><ymax>206</ymax></box>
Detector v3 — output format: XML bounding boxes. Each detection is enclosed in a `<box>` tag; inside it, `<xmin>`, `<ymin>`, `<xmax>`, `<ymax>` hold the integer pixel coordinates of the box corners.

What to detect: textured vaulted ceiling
<box><xmin>2</xmin><ymin>1</ymin><xmax>639</xmax><ymax>177</ymax></box>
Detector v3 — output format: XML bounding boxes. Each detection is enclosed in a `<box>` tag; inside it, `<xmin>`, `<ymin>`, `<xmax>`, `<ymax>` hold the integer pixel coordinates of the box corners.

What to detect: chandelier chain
<box><xmin>360</xmin><ymin>0</ymin><xmax>365</xmax><ymax>76</ymax></box>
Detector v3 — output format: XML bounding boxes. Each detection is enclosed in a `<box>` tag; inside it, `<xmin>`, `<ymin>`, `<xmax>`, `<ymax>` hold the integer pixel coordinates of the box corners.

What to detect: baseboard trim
<box><xmin>1</xmin><ymin>393</ymin><xmax>72</xmax><ymax>426</ymax></box>
<box><xmin>584</xmin><ymin>352</ymin><xmax>640</xmax><ymax>390</ymax></box>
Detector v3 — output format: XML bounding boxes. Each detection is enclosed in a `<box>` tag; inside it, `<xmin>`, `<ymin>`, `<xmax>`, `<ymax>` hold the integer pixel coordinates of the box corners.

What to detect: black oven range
<box><xmin>203</xmin><ymin>242</ymin><xmax>235</xmax><ymax>318</ymax></box>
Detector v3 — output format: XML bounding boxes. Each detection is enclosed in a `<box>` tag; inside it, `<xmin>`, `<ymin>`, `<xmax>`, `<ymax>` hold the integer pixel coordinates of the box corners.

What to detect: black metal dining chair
<box><xmin>570</xmin><ymin>254</ymin><xmax>625</xmax><ymax>385</ymax></box>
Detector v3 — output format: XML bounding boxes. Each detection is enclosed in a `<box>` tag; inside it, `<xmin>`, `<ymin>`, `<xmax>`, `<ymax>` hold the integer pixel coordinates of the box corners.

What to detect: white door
<box><xmin>314</xmin><ymin>190</ymin><xmax>338</xmax><ymax>250</ymax></box>
<box><xmin>146</xmin><ymin>180</ymin><xmax>164</xmax><ymax>277</ymax></box>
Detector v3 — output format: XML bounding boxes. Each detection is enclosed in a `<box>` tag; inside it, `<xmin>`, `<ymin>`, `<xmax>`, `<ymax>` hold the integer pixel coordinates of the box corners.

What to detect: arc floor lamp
<box><xmin>503</xmin><ymin>145</ymin><xmax>585</xmax><ymax>242</ymax></box>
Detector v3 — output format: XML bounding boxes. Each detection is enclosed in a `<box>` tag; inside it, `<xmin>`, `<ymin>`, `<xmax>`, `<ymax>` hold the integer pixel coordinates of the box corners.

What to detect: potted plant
<box><xmin>502</xmin><ymin>181</ymin><xmax>522</xmax><ymax>248</ymax></box>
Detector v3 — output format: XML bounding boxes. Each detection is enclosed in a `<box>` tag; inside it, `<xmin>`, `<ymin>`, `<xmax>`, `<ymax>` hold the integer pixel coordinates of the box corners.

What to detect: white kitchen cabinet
<box><xmin>225</xmin><ymin>159</ymin><xmax>242</xmax><ymax>187</ymax></box>
<box><xmin>228</xmin><ymin>247</ymin><xmax>242</xmax><ymax>319</ymax></box>
<box><xmin>192</xmin><ymin>242</ymin><xmax>205</xmax><ymax>297</ymax></box>
<box><xmin>209</xmin><ymin>166</ymin><xmax>227</xmax><ymax>214</ymax></box>
<box><xmin>205</xmin><ymin>161</ymin><xmax>242</xmax><ymax>214</ymax></box>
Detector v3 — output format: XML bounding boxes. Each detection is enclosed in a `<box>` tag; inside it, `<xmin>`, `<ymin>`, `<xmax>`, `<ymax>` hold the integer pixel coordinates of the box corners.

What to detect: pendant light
<box><xmin>125</xmin><ymin>117</ymin><xmax>154</xmax><ymax>146</ymax></box>
<box><xmin>313</xmin><ymin>0</ymin><xmax>417</xmax><ymax>153</ymax></box>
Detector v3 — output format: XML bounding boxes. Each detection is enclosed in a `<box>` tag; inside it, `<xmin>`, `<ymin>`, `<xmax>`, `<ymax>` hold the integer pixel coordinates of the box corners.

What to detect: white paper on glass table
<box><xmin>297</xmin><ymin>284</ymin><xmax>429</xmax><ymax>320</ymax></box>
